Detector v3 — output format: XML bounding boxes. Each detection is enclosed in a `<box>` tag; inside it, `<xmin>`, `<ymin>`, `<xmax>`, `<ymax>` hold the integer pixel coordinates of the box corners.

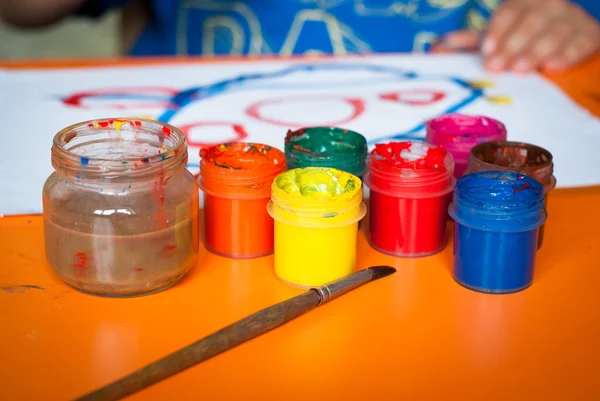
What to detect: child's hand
<box><xmin>484</xmin><ymin>0</ymin><xmax>600</xmax><ymax>72</ymax></box>
<box><xmin>434</xmin><ymin>0</ymin><xmax>600</xmax><ymax>73</ymax></box>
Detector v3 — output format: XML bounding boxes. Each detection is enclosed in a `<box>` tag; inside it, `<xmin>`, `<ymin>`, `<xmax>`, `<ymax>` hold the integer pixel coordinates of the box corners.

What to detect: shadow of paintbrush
<box><xmin>75</xmin><ymin>266</ymin><xmax>396</xmax><ymax>401</ymax></box>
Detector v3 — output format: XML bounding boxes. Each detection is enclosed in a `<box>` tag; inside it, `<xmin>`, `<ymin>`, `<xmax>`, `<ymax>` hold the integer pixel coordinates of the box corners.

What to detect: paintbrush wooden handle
<box><xmin>76</xmin><ymin>291</ymin><xmax>321</xmax><ymax>401</ymax></box>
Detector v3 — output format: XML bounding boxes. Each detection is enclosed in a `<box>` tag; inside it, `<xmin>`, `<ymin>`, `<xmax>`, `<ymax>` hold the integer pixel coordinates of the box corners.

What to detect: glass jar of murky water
<box><xmin>43</xmin><ymin>118</ymin><xmax>199</xmax><ymax>297</ymax></box>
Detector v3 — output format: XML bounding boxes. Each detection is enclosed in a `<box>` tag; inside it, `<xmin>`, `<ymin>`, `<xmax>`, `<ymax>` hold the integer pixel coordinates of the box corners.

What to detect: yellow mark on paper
<box><xmin>469</xmin><ymin>80</ymin><xmax>495</xmax><ymax>89</ymax></box>
<box><xmin>486</xmin><ymin>96</ymin><xmax>512</xmax><ymax>105</ymax></box>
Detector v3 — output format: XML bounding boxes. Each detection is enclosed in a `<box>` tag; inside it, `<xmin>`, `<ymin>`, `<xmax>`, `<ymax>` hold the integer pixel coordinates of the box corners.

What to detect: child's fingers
<box><xmin>544</xmin><ymin>32</ymin><xmax>600</xmax><ymax>72</ymax></box>
<box><xmin>481</xmin><ymin>0</ymin><xmax>526</xmax><ymax>57</ymax></box>
<box><xmin>542</xmin><ymin>4</ymin><xmax>600</xmax><ymax>71</ymax></box>
<box><xmin>491</xmin><ymin>9</ymin><xmax>561</xmax><ymax>71</ymax></box>
<box><xmin>513</xmin><ymin>22</ymin><xmax>572</xmax><ymax>72</ymax></box>
<box><xmin>483</xmin><ymin>0</ymin><xmax>600</xmax><ymax>72</ymax></box>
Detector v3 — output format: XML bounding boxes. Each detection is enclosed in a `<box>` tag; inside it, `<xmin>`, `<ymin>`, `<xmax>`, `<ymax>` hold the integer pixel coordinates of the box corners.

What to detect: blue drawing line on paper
<box><xmin>153</xmin><ymin>64</ymin><xmax>481</xmax><ymax>135</ymax></box>
<box><xmin>60</xmin><ymin>63</ymin><xmax>486</xmax><ymax>168</ymax></box>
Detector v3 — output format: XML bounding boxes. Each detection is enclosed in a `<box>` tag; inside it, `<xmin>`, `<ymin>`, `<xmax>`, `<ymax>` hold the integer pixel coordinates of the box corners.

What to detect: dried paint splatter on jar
<box><xmin>43</xmin><ymin>118</ymin><xmax>198</xmax><ymax>297</ymax></box>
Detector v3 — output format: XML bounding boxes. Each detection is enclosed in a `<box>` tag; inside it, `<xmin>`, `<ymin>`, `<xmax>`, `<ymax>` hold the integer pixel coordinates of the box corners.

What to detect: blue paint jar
<box><xmin>448</xmin><ymin>171</ymin><xmax>547</xmax><ymax>294</ymax></box>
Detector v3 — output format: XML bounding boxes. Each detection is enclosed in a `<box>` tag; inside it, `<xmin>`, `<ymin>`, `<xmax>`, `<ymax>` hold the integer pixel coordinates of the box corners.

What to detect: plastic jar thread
<box><xmin>285</xmin><ymin>127</ymin><xmax>368</xmax><ymax>177</ymax></box>
<box><xmin>450</xmin><ymin>171</ymin><xmax>547</xmax><ymax>232</ymax></box>
<box><xmin>363</xmin><ymin>141</ymin><xmax>455</xmax><ymax>198</ymax></box>
<box><xmin>268</xmin><ymin>167</ymin><xmax>366</xmax><ymax>228</ymax></box>
<box><xmin>198</xmin><ymin>142</ymin><xmax>286</xmax><ymax>199</ymax></box>
<box><xmin>425</xmin><ymin>114</ymin><xmax>507</xmax><ymax>159</ymax></box>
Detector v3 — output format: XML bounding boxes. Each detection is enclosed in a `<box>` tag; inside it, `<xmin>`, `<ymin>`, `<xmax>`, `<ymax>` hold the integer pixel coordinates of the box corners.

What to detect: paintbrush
<box><xmin>75</xmin><ymin>266</ymin><xmax>396</xmax><ymax>401</ymax></box>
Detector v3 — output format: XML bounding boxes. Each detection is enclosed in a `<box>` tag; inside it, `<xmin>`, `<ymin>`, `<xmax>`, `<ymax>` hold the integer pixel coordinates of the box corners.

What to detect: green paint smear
<box><xmin>276</xmin><ymin>168</ymin><xmax>356</xmax><ymax>197</ymax></box>
<box><xmin>285</xmin><ymin>127</ymin><xmax>368</xmax><ymax>176</ymax></box>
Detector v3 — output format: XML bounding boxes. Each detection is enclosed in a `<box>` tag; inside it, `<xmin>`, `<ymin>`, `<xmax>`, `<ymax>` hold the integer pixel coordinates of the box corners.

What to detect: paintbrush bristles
<box><xmin>368</xmin><ymin>266</ymin><xmax>397</xmax><ymax>281</ymax></box>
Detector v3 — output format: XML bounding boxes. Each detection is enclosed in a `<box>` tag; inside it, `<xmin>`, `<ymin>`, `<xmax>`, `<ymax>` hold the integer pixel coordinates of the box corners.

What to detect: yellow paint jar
<box><xmin>267</xmin><ymin>167</ymin><xmax>366</xmax><ymax>288</ymax></box>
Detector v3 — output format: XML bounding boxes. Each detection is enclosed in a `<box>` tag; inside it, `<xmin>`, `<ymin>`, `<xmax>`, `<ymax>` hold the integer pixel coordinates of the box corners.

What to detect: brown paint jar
<box><xmin>466</xmin><ymin>141</ymin><xmax>556</xmax><ymax>249</ymax></box>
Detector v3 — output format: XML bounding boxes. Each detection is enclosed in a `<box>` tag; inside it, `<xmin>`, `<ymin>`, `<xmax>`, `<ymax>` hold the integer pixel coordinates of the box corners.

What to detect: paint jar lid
<box><xmin>268</xmin><ymin>167</ymin><xmax>365</xmax><ymax>228</ymax></box>
<box><xmin>466</xmin><ymin>141</ymin><xmax>556</xmax><ymax>192</ymax></box>
<box><xmin>198</xmin><ymin>142</ymin><xmax>286</xmax><ymax>199</ymax></box>
<box><xmin>363</xmin><ymin>141</ymin><xmax>455</xmax><ymax>199</ymax></box>
<box><xmin>285</xmin><ymin>127</ymin><xmax>368</xmax><ymax>177</ymax></box>
<box><xmin>449</xmin><ymin>171</ymin><xmax>547</xmax><ymax>233</ymax></box>
<box><xmin>425</xmin><ymin>114</ymin><xmax>507</xmax><ymax>163</ymax></box>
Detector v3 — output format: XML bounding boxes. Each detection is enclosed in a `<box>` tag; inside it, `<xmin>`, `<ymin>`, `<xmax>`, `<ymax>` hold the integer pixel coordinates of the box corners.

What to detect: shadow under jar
<box><xmin>43</xmin><ymin>118</ymin><xmax>199</xmax><ymax>297</ymax></box>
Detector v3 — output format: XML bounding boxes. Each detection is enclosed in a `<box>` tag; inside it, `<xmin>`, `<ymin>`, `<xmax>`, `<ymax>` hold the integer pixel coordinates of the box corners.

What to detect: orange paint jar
<box><xmin>198</xmin><ymin>143</ymin><xmax>286</xmax><ymax>258</ymax></box>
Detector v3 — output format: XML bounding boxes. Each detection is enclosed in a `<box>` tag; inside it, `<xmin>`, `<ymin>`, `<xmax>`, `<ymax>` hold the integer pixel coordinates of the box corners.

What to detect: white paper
<box><xmin>1</xmin><ymin>54</ymin><xmax>599</xmax><ymax>216</ymax></box>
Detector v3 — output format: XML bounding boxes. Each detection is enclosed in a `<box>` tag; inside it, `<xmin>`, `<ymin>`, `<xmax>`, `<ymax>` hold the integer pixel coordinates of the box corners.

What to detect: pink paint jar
<box><xmin>466</xmin><ymin>141</ymin><xmax>556</xmax><ymax>249</ymax></box>
<box><xmin>425</xmin><ymin>114</ymin><xmax>507</xmax><ymax>178</ymax></box>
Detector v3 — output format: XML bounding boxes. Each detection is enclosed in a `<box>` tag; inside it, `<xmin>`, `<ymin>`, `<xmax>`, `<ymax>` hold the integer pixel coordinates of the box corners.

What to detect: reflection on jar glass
<box><xmin>42</xmin><ymin>118</ymin><xmax>199</xmax><ymax>297</ymax></box>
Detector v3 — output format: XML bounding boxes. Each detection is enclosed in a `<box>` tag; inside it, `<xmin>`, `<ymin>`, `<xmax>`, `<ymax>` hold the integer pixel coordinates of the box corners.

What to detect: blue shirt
<box><xmin>79</xmin><ymin>0</ymin><xmax>599</xmax><ymax>56</ymax></box>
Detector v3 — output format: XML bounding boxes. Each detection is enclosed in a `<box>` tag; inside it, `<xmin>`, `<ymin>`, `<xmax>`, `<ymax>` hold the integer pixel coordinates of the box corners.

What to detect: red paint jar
<box><xmin>466</xmin><ymin>141</ymin><xmax>556</xmax><ymax>249</ymax></box>
<box><xmin>363</xmin><ymin>141</ymin><xmax>455</xmax><ymax>257</ymax></box>
<box><xmin>198</xmin><ymin>143</ymin><xmax>286</xmax><ymax>258</ymax></box>
<box><xmin>425</xmin><ymin>114</ymin><xmax>507</xmax><ymax>179</ymax></box>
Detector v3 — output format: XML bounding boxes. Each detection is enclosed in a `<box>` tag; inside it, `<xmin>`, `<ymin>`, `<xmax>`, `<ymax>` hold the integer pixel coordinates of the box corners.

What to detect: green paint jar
<box><xmin>284</xmin><ymin>127</ymin><xmax>368</xmax><ymax>178</ymax></box>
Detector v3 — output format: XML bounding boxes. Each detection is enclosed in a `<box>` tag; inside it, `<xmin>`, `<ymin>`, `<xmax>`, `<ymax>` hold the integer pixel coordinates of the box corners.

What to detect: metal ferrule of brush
<box><xmin>311</xmin><ymin>266</ymin><xmax>395</xmax><ymax>306</ymax></box>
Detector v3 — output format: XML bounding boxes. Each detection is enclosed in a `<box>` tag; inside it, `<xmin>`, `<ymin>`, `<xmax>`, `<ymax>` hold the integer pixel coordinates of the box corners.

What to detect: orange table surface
<box><xmin>1</xmin><ymin>55</ymin><xmax>600</xmax><ymax>401</ymax></box>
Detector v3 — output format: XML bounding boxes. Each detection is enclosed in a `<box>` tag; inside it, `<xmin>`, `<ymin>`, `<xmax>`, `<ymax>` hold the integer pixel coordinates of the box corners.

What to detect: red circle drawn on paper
<box><xmin>62</xmin><ymin>87</ymin><xmax>179</xmax><ymax>110</ymax></box>
<box><xmin>379</xmin><ymin>89</ymin><xmax>446</xmax><ymax>106</ymax></box>
<box><xmin>179</xmin><ymin>122</ymin><xmax>249</xmax><ymax>148</ymax></box>
<box><xmin>245</xmin><ymin>96</ymin><xmax>365</xmax><ymax>127</ymax></box>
